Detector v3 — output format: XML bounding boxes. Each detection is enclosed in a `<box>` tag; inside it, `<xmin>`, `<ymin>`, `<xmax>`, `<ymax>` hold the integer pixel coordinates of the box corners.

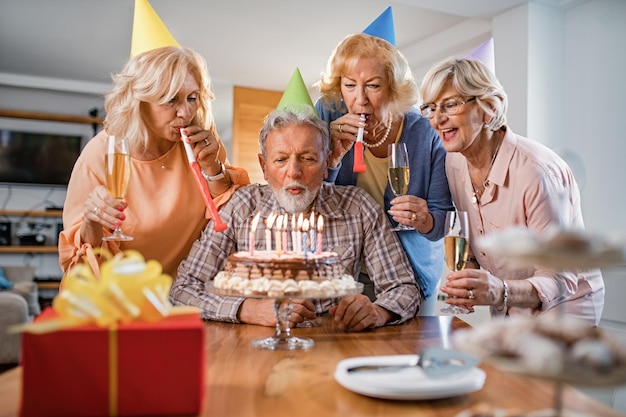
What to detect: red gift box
<box><xmin>20</xmin><ymin>308</ymin><xmax>205</xmax><ymax>417</ymax></box>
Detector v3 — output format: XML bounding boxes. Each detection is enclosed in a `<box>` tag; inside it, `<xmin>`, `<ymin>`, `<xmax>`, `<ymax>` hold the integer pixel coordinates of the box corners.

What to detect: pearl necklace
<box><xmin>470</xmin><ymin>135</ymin><xmax>503</xmax><ymax>204</ymax></box>
<box><xmin>363</xmin><ymin>117</ymin><xmax>393</xmax><ymax>149</ymax></box>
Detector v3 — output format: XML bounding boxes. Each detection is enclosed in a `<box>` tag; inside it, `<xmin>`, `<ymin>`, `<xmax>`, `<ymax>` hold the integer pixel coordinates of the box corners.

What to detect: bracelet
<box><xmin>501</xmin><ymin>279</ymin><xmax>509</xmax><ymax>310</ymax></box>
<box><xmin>202</xmin><ymin>162</ymin><xmax>225</xmax><ymax>181</ymax></box>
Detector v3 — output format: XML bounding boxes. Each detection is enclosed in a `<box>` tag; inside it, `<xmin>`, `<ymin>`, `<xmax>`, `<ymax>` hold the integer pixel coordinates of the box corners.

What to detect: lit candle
<box><xmin>309</xmin><ymin>211</ymin><xmax>316</xmax><ymax>254</ymax></box>
<box><xmin>265</xmin><ymin>213</ymin><xmax>276</xmax><ymax>252</ymax></box>
<box><xmin>316</xmin><ymin>215</ymin><xmax>323</xmax><ymax>254</ymax></box>
<box><xmin>296</xmin><ymin>213</ymin><xmax>303</xmax><ymax>253</ymax></box>
<box><xmin>302</xmin><ymin>218</ymin><xmax>310</xmax><ymax>258</ymax></box>
<box><xmin>291</xmin><ymin>214</ymin><xmax>297</xmax><ymax>253</ymax></box>
<box><xmin>275</xmin><ymin>214</ymin><xmax>283</xmax><ymax>256</ymax></box>
<box><xmin>249</xmin><ymin>212</ymin><xmax>261</xmax><ymax>256</ymax></box>
<box><xmin>282</xmin><ymin>214</ymin><xmax>288</xmax><ymax>254</ymax></box>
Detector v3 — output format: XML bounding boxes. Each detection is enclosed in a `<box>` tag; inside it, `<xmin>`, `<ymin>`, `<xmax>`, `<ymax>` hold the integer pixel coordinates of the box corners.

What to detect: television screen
<box><xmin>0</xmin><ymin>129</ymin><xmax>83</xmax><ymax>187</ymax></box>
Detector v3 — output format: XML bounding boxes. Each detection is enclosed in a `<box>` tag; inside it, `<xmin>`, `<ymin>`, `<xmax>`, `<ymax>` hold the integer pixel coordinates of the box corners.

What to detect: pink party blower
<box><xmin>181</xmin><ymin>129</ymin><xmax>227</xmax><ymax>232</ymax></box>
<box><xmin>353</xmin><ymin>114</ymin><xmax>367</xmax><ymax>173</ymax></box>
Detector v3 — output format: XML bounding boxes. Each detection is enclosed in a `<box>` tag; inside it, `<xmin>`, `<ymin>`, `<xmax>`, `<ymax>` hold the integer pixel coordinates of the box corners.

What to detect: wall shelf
<box><xmin>0</xmin><ymin>210</ymin><xmax>62</xmax><ymax>217</ymax></box>
<box><xmin>0</xmin><ymin>246</ymin><xmax>58</xmax><ymax>254</ymax></box>
<box><xmin>0</xmin><ymin>209</ymin><xmax>62</xmax><ymax>253</ymax></box>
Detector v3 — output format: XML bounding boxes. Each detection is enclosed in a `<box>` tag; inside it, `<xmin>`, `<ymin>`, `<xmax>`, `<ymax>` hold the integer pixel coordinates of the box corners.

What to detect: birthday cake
<box><xmin>213</xmin><ymin>250</ymin><xmax>357</xmax><ymax>297</ymax></box>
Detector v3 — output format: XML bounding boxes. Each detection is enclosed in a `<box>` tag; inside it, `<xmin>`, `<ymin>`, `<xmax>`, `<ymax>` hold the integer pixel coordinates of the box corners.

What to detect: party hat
<box><xmin>362</xmin><ymin>6</ymin><xmax>395</xmax><ymax>46</ymax></box>
<box><xmin>130</xmin><ymin>0</ymin><xmax>179</xmax><ymax>57</ymax></box>
<box><xmin>466</xmin><ymin>37</ymin><xmax>495</xmax><ymax>75</ymax></box>
<box><xmin>276</xmin><ymin>68</ymin><xmax>318</xmax><ymax>117</ymax></box>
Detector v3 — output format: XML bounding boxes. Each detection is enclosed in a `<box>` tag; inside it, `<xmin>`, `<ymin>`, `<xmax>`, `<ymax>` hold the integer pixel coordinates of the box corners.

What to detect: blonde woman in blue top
<box><xmin>315</xmin><ymin>33</ymin><xmax>454</xmax><ymax>315</ymax></box>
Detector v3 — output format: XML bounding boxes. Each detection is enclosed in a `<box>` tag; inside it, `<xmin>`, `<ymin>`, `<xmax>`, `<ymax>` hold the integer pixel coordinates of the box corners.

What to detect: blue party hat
<box><xmin>362</xmin><ymin>6</ymin><xmax>395</xmax><ymax>46</ymax></box>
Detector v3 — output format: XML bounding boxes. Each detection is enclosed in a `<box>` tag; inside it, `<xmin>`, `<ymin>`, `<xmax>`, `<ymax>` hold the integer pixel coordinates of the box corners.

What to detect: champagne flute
<box><xmin>387</xmin><ymin>143</ymin><xmax>414</xmax><ymax>231</ymax></box>
<box><xmin>440</xmin><ymin>210</ymin><xmax>470</xmax><ymax>314</ymax></box>
<box><xmin>103</xmin><ymin>135</ymin><xmax>133</xmax><ymax>241</ymax></box>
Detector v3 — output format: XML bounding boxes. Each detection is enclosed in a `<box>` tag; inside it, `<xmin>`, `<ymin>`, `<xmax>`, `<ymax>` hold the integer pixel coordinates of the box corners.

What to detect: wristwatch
<box><xmin>202</xmin><ymin>162</ymin><xmax>226</xmax><ymax>181</ymax></box>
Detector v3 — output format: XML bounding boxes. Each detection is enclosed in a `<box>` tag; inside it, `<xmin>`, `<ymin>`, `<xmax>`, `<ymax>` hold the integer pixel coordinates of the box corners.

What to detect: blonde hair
<box><xmin>104</xmin><ymin>46</ymin><xmax>216</xmax><ymax>149</ymax></box>
<box><xmin>420</xmin><ymin>57</ymin><xmax>507</xmax><ymax>131</ymax></box>
<box><xmin>315</xmin><ymin>33</ymin><xmax>418</xmax><ymax>116</ymax></box>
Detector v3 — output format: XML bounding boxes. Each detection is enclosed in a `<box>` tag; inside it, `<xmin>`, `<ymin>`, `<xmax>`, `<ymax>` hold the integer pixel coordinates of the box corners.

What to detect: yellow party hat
<box><xmin>276</xmin><ymin>68</ymin><xmax>318</xmax><ymax>117</ymax></box>
<box><xmin>130</xmin><ymin>0</ymin><xmax>179</xmax><ymax>57</ymax></box>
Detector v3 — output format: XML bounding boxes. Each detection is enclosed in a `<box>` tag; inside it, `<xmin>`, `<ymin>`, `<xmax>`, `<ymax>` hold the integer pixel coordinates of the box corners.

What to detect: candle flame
<box><xmin>309</xmin><ymin>211</ymin><xmax>315</xmax><ymax>228</ymax></box>
<box><xmin>265</xmin><ymin>213</ymin><xmax>277</xmax><ymax>229</ymax></box>
<box><xmin>297</xmin><ymin>213</ymin><xmax>304</xmax><ymax>228</ymax></box>
<box><xmin>317</xmin><ymin>215</ymin><xmax>324</xmax><ymax>232</ymax></box>
<box><xmin>283</xmin><ymin>213</ymin><xmax>288</xmax><ymax>229</ymax></box>
<box><xmin>250</xmin><ymin>212</ymin><xmax>261</xmax><ymax>231</ymax></box>
<box><xmin>302</xmin><ymin>218</ymin><xmax>310</xmax><ymax>232</ymax></box>
<box><xmin>275</xmin><ymin>214</ymin><xmax>283</xmax><ymax>231</ymax></box>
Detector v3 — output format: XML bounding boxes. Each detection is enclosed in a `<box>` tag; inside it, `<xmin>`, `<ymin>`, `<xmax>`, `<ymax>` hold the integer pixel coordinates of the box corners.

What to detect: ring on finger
<box><xmin>339</xmin><ymin>124</ymin><xmax>343</xmax><ymax>133</ymax></box>
<box><xmin>93</xmin><ymin>207</ymin><xmax>99</xmax><ymax>215</ymax></box>
<box><xmin>411</xmin><ymin>212</ymin><xmax>417</xmax><ymax>221</ymax></box>
<box><xmin>467</xmin><ymin>289</ymin><xmax>475</xmax><ymax>300</ymax></box>
<box><xmin>204</xmin><ymin>139</ymin><xmax>210</xmax><ymax>146</ymax></box>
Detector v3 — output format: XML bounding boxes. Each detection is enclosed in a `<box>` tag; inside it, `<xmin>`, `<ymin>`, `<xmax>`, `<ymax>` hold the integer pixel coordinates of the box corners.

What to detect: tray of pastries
<box><xmin>453</xmin><ymin>314</ymin><xmax>626</xmax><ymax>386</ymax></box>
<box><xmin>478</xmin><ymin>227</ymin><xmax>626</xmax><ymax>270</ymax></box>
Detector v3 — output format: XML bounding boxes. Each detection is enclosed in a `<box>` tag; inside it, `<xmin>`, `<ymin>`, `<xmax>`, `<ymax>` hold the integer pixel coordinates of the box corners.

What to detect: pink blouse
<box><xmin>446</xmin><ymin>127</ymin><xmax>604</xmax><ymax>323</ymax></box>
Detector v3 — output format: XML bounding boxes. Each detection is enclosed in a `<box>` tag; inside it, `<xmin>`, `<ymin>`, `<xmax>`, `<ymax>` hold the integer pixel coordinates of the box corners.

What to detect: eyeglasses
<box><xmin>419</xmin><ymin>97</ymin><xmax>476</xmax><ymax>119</ymax></box>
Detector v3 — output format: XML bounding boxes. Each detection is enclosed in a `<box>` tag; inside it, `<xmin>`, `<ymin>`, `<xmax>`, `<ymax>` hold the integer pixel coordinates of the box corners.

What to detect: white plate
<box><xmin>334</xmin><ymin>355</ymin><xmax>486</xmax><ymax>400</ymax></box>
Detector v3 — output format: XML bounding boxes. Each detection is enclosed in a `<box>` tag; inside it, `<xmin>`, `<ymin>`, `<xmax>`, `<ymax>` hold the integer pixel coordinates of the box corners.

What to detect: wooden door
<box><xmin>231</xmin><ymin>86</ymin><xmax>281</xmax><ymax>184</ymax></box>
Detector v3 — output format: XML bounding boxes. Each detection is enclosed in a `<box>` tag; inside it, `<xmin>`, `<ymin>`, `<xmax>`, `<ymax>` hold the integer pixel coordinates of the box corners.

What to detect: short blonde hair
<box><xmin>104</xmin><ymin>46</ymin><xmax>216</xmax><ymax>149</ymax></box>
<box><xmin>420</xmin><ymin>57</ymin><xmax>507</xmax><ymax>131</ymax></box>
<box><xmin>315</xmin><ymin>33</ymin><xmax>418</xmax><ymax>116</ymax></box>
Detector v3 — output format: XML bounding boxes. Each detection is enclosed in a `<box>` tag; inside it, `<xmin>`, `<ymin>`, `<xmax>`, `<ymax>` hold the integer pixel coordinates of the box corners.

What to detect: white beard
<box><xmin>274</xmin><ymin>182</ymin><xmax>317</xmax><ymax>214</ymax></box>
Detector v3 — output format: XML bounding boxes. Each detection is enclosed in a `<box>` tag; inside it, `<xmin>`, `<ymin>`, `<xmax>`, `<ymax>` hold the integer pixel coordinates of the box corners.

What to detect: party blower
<box><xmin>353</xmin><ymin>114</ymin><xmax>367</xmax><ymax>172</ymax></box>
<box><xmin>181</xmin><ymin>129</ymin><xmax>227</xmax><ymax>232</ymax></box>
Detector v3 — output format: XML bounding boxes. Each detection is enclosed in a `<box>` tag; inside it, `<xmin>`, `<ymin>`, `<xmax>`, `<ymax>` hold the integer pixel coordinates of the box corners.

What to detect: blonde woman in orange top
<box><xmin>59</xmin><ymin>46</ymin><xmax>249</xmax><ymax>278</ymax></box>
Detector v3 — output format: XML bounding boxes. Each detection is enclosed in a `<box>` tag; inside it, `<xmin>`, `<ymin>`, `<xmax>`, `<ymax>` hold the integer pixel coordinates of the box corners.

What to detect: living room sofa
<box><xmin>0</xmin><ymin>266</ymin><xmax>40</xmax><ymax>366</ymax></box>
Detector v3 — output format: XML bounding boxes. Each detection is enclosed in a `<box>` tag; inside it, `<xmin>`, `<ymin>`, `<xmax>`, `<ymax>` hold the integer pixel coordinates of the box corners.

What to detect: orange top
<box><xmin>59</xmin><ymin>130</ymin><xmax>249</xmax><ymax>279</ymax></box>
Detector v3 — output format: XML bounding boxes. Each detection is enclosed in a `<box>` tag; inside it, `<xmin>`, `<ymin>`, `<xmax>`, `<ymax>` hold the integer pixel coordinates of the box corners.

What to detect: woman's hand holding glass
<box><xmin>387</xmin><ymin>143</ymin><xmax>415</xmax><ymax>232</ymax></box>
<box><xmin>440</xmin><ymin>211</ymin><xmax>470</xmax><ymax>314</ymax></box>
<box><xmin>103</xmin><ymin>135</ymin><xmax>133</xmax><ymax>241</ymax></box>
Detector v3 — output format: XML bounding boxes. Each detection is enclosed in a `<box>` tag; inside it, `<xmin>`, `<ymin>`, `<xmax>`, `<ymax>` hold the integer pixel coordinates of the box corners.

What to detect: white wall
<box><xmin>495</xmin><ymin>0</ymin><xmax>626</xmax><ymax>340</ymax></box>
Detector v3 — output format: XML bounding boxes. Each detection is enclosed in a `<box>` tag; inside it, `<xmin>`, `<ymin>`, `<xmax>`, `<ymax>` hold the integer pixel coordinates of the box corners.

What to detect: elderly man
<box><xmin>170</xmin><ymin>109</ymin><xmax>419</xmax><ymax>332</ymax></box>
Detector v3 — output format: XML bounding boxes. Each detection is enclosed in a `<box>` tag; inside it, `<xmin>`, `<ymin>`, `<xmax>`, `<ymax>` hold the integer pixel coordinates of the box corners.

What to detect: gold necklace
<box><xmin>470</xmin><ymin>134</ymin><xmax>503</xmax><ymax>204</ymax></box>
<box><xmin>142</xmin><ymin>144</ymin><xmax>174</xmax><ymax>169</ymax></box>
<box><xmin>363</xmin><ymin>116</ymin><xmax>393</xmax><ymax>149</ymax></box>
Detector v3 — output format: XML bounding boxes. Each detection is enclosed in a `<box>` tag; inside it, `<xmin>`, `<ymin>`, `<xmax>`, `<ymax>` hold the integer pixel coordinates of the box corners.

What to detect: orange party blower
<box><xmin>353</xmin><ymin>114</ymin><xmax>367</xmax><ymax>172</ymax></box>
<box><xmin>181</xmin><ymin>129</ymin><xmax>227</xmax><ymax>232</ymax></box>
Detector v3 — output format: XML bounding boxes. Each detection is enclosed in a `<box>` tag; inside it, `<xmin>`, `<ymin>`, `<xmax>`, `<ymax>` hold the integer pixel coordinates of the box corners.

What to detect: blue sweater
<box><xmin>316</xmin><ymin>102</ymin><xmax>454</xmax><ymax>299</ymax></box>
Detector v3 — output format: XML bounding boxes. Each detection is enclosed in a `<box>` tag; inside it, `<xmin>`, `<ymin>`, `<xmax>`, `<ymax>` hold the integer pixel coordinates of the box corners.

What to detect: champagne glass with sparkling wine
<box><xmin>440</xmin><ymin>210</ymin><xmax>470</xmax><ymax>314</ymax></box>
<box><xmin>103</xmin><ymin>135</ymin><xmax>133</xmax><ymax>241</ymax></box>
<box><xmin>387</xmin><ymin>143</ymin><xmax>414</xmax><ymax>231</ymax></box>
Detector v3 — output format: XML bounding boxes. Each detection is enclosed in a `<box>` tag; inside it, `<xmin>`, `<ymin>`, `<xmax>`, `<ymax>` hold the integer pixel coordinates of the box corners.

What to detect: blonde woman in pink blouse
<box><xmin>419</xmin><ymin>57</ymin><xmax>604</xmax><ymax>325</ymax></box>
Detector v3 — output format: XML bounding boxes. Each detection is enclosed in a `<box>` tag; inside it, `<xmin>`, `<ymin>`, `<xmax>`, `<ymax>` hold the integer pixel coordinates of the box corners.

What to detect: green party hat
<box><xmin>276</xmin><ymin>68</ymin><xmax>318</xmax><ymax>117</ymax></box>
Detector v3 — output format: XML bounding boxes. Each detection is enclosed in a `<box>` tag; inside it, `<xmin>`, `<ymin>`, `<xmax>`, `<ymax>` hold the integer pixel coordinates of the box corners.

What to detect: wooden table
<box><xmin>0</xmin><ymin>316</ymin><xmax>622</xmax><ymax>417</ymax></box>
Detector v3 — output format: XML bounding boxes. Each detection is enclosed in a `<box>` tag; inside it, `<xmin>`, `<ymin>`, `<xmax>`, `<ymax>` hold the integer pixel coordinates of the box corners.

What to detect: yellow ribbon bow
<box><xmin>15</xmin><ymin>250</ymin><xmax>197</xmax><ymax>334</ymax></box>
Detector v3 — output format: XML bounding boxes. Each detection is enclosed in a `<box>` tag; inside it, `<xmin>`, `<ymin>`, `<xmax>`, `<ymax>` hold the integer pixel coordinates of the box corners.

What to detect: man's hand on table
<box><xmin>238</xmin><ymin>298</ymin><xmax>316</xmax><ymax>326</ymax></box>
<box><xmin>329</xmin><ymin>294</ymin><xmax>393</xmax><ymax>332</ymax></box>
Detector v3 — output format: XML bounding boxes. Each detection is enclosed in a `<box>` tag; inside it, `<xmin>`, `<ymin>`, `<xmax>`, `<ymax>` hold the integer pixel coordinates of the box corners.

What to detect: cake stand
<box><xmin>472</xmin><ymin>227</ymin><xmax>626</xmax><ymax>417</ymax></box>
<box><xmin>208</xmin><ymin>282</ymin><xmax>363</xmax><ymax>351</ymax></box>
